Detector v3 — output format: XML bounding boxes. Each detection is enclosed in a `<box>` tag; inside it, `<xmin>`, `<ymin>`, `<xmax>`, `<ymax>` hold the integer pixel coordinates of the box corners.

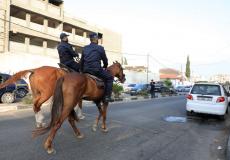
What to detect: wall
<box><xmin>0</xmin><ymin>52</ymin><xmax>59</xmax><ymax>74</ymax></box>
<box><xmin>124</xmin><ymin>70</ymin><xmax>159</xmax><ymax>84</ymax></box>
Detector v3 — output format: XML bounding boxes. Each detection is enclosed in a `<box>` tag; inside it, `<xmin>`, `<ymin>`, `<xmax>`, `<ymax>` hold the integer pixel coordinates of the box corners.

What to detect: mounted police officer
<box><xmin>57</xmin><ymin>33</ymin><xmax>80</xmax><ymax>72</ymax></box>
<box><xmin>81</xmin><ymin>32</ymin><xmax>113</xmax><ymax>102</ymax></box>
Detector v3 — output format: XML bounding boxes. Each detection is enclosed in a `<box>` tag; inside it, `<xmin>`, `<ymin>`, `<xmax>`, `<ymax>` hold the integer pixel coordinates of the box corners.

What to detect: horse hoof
<box><xmin>92</xmin><ymin>124</ymin><xmax>97</xmax><ymax>132</ymax></box>
<box><xmin>47</xmin><ymin>148</ymin><xmax>56</xmax><ymax>155</ymax></box>
<box><xmin>78</xmin><ymin>115</ymin><xmax>85</xmax><ymax>120</ymax></box>
<box><xmin>101</xmin><ymin>128</ymin><xmax>109</xmax><ymax>133</ymax></box>
<box><xmin>92</xmin><ymin>127</ymin><xmax>97</xmax><ymax>132</ymax></box>
<box><xmin>36</xmin><ymin>123</ymin><xmax>42</xmax><ymax>128</ymax></box>
<box><xmin>36</xmin><ymin>122</ymin><xmax>46</xmax><ymax>128</ymax></box>
<box><xmin>41</xmin><ymin>123</ymin><xmax>46</xmax><ymax>127</ymax></box>
<box><xmin>77</xmin><ymin>134</ymin><xmax>84</xmax><ymax>139</ymax></box>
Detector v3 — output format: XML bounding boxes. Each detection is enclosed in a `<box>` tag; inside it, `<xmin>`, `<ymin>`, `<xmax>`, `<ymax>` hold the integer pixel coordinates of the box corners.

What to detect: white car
<box><xmin>186</xmin><ymin>83</ymin><xmax>229</xmax><ymax>119</ymax></box>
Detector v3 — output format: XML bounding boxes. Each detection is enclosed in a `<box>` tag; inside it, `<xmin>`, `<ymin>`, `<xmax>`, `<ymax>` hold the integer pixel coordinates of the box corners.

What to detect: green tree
<box><xmin>112</xmin><ymin>83</ymin><xmax>123</xmax><ymax>98</ymax></box>
<box><xmin>185</xmin><ymin>55</ymin><xmax>190</xmax><ymax>79</ymax></box>
<box><xmin>164</xmin><ymin>79</ymin><xmax>172</xmax><ymax>87</ymax></box>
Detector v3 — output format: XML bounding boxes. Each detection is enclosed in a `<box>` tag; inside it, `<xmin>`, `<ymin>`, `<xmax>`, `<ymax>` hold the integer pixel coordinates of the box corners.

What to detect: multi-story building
<box><xmin>0</xmin><ymin>0</ymin><xmax>122</xmax><ymax>73</ymax></box>
<box><xmin>210</xmin><ymin>74</ymin><xmax>230</xmax><ymax>83</ymax></box>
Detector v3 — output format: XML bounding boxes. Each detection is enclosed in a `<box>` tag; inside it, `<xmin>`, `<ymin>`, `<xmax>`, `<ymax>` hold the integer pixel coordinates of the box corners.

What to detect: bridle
<box><xmin>114</xmin><ymin>63</ymin><xmax>125</xmax><ymax>83</ymax></box>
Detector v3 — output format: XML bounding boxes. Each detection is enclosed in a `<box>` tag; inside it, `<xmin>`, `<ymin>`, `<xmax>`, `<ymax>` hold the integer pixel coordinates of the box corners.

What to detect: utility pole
<box><xmin>181</xmin><ymin>64</ymin><xmax>183</xmax><ymax>85</ymax></box>
<box><xmin>147</xmin><ymin>54</ymin><xmax>149</xmax><ymax>83</ymax></box>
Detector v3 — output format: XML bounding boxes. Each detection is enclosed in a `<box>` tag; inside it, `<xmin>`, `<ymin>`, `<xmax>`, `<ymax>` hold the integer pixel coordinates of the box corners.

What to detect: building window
<box><xmin>10</xmin><ymin>6</ymin><xmax>26</xmax><ymax>20</ymax></box>
<box><xmin>47</xmin><ymin>40</ymin><xmax>58</xmax><ymax>49</ymax></box>
<box><xmin>9</xmin><ymin>32</ymin><xmax>25</xmax><ymax>43</ymax></box>
<box><xmin>30</xmin><ymin>37</ymin><xmax>43</xmax><ymax>47</ymax></box>
<box><xmin>31</xmin><ymin>14</ymin><xmax>44</xmax><ymax>25</ymax></box>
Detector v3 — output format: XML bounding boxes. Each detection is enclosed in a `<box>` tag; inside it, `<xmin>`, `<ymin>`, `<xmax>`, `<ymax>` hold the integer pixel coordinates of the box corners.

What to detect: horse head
<box><xmin>108</xmin><ymin>61</ymin><xmax>126</xmax><ymax>83</ymax></box>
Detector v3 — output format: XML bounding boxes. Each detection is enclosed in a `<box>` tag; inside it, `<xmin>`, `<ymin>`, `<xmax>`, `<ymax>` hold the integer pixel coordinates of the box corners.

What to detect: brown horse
<box><xmin>0</xmin><ymin>66</ymin><xmax>84</xmax><ymax>127</ymax></box>
<box><xmin>33</xmin><ymin>62</ymin><xmax>125</xmax><ymax>154</ymax></box>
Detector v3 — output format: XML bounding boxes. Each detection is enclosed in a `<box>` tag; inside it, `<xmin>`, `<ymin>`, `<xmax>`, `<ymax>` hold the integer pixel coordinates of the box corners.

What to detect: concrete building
<box><xmin>123</xmin><ymin>65</ymin><xmax>159</xmax><ymax>84</ymax></box>
<box><xmin>0</xmin><ymin>0</ymin><xmax>122</xmax><ymax>73</ymax></box>
<box><xmin>159</xmin><ymin>68</ymin><xmax>187</xmax><ymax>86</ymax></box>
<box><xmin>210</xmin><ymin>74</ymin><xmax>230</xmax><ymax>83</ymax></box>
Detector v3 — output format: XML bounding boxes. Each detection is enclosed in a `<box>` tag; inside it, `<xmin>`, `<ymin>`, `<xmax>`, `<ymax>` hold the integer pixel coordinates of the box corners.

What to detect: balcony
<box><xmin>9</xmin><ymin>41</ymin><xmax>26</xmax><ymax>52</ymax></box>
<box><xmin>31</xmin><ymin>0</ymin><xmax>46</xmax><ymax>10</ymax></box>
<box><xmin>10</xmin><ymin>17</ymin><xmax>26</xmax><ymax>27</ymax></box>
<box><xmin>47</xmin><ymin>27</ymin><xmax>61</xmax><ymax>37</ymax></box>
<box><xmin>11</xmin><ymin>0</ymin><xmax>62</xmax><ymax>20</ymax></box>
<box><xmin>10</xmin><ymin>18</ymin><xmax>90</xmax><ymax>47</ymax></box>
<box><xmin>30</xmin><ymin>22</ymin><xmax>43</xmax><ymax>32</ymax></box>
<box><xmin>29</xmin><ymin>45</ymin><xmax>44</xmax><ymax>55</ymax></box>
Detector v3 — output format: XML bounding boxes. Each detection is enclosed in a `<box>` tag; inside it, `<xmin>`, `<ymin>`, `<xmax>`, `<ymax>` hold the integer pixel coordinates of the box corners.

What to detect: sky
<box><xmin>64</xmin><ymin>0</ymin><xmax>230</xmax><ymax>77</ymax></box>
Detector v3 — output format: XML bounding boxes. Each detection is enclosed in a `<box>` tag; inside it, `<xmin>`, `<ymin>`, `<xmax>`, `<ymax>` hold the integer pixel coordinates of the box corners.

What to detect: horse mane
<box><xmin>107</xmin><ymin>61</ymin><xmax>120</xmax><ymax>71</ymax></box>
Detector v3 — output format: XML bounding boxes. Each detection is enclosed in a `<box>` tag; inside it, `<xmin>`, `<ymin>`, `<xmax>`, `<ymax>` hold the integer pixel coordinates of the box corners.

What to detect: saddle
<box><xmin>58</xmin><ymin>63</ymin><xmax>75</xmax><ymax>73</ymax></box>
<box><xmin>58</xmin><ymin>63</ymin><xmax>105</xmax><ymax>89</ymax></box>
<box><xmin>84</xmin><ymin>73</ymin><xmax>105</xmax><ymax>89</ymax></box>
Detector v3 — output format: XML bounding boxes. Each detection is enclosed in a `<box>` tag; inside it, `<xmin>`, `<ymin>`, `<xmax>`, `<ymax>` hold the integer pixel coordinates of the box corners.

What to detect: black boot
<box><xmin>104</xmin><ymin>96</ymin><xmax>113</xmax><ymax>102</ymax></box>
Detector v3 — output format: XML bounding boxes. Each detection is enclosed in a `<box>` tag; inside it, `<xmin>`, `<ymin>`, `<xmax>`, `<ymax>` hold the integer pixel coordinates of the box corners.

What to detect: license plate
<box><xmin>197</xmin><ymin>97</ymin><xmax>212</xmax><ymax>101</ymax></box>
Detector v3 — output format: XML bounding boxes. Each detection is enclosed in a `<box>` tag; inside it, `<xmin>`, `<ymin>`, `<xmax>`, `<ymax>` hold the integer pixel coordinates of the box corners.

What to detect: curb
<box><xmin>0</xmin><ymin>94</ymin><xmax>181</xmax><ymax>113</ymax></box>
<box><xmin>227</xmin><ymin>136</ymin><xmax>230</xmax><ymax>160</ymax></box>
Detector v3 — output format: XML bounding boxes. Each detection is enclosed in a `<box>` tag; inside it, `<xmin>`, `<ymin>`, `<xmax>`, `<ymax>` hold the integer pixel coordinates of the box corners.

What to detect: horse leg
<box><xmin>76</xmin><ymin>99</ymin><xmax>85</xmax><ymax>120</ymax></box>
<box><xmin>68</xmin><ymin>110</ymin><xmax>84</xmax><ymax>139</ymax></box>
<box><xmin>92</xmin><ymin>102</ymin><xmax>103</xmax><ymax>132</ymax></box>
<box><xmin>44</xmin><ymin>109</ymin><xmax>71</xmax><ymax>154</ymax></box>
<box><xmin>101</xmin><ymin>102</ymin><xmax>109</xmax><ymax>133</ymax></box>
<box><xmin>33</xmin><ymin>93</ymin><xmax>50</xmax><ymax>128</ymax></box>
<box><xmin>33</xmin><ymin>95</ymin><xmax>44</xmax><ymax>128</ymax></box>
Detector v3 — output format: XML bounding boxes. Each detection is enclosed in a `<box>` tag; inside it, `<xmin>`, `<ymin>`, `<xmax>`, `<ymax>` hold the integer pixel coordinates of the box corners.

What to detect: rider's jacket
<box><xmin>81</xmin><ymin>42</ymin><xmax>108</xmax><ymax>74</ymax></box>
<box><xmin>57</xmin><ymin>41</ymin><xmax>79</xmax><ymax>64</ymax></box>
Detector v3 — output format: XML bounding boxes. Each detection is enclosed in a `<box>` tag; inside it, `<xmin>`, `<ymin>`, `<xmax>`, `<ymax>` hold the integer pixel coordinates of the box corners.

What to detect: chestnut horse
<box><xmin>33</xmin><ymin>62</ymin><xmax>125</xmax><ymax>154</ymax></box>
<box><xmin>0</xmin><ymin>66</ymin><xmax>84</xmax><ymax>127</ymax></box>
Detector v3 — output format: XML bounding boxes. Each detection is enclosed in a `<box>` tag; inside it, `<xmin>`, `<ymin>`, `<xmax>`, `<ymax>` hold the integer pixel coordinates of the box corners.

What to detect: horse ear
<box><xmin>115</xmin><ymin>60</ymin><xmax>118</xmax><ymax>63</ymax></box>
<box><xmin>113</xmin><ymin>62</ymin><xmax>115</xmax><ymax>64</ymax></box>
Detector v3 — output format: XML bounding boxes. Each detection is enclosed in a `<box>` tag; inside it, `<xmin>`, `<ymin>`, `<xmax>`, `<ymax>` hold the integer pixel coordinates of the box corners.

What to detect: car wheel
<box><xmin>1</xmin><ymin>92</ymin><xmax>15</xmax><ymax>103</ymax></box>
<box><xmin>16</xmin><ymin>89</ymin><xmax>28</xmax><ymax>98</ymax></box>
<box><xmin>186</xmin><ymin>111</ymin><xmax>193</xmax><ymax>116</ymax></box>
<box><xmin>219</xmin><ymin>114</ymin><xmax>226</xmax><ymax>121</ymax></box>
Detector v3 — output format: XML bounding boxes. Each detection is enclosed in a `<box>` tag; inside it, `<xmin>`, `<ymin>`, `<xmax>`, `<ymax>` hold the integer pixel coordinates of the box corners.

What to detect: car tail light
<box><xmin>186</xmin><ymin>94</ymin><xmax>193</xmax><ymax>100</ymax></box>
<box><xmin>216</xmin><ymin>97</ymin><xmax>225</xmax><ymax>103</ymax></box>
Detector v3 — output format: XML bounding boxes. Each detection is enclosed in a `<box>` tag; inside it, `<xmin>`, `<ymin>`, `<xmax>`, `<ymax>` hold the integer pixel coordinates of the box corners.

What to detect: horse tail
<box><xmin>32</xmin><ymin>77</ymin><xmax>64</xmax><ymax>138</ymax></box>
<box><xmin>0</xmin><ymin>70</ymin><xmax>33</xmax><ymax>89</ymax></box>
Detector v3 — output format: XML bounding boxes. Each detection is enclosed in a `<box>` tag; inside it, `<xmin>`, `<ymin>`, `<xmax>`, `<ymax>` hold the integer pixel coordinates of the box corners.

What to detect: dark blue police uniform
<box><xmin>57</xmin><ymin>33</ymin><xmax>80</xmax><ymax>72</ymax></box>
<box><xmin>81</xmin><ymin>34</ymin><xmax>113</xmax><ymax>100</ymax></box>
<box><xmin>150</xmin><ymin>81</ymin><xmax>155</xmax><ymax>98</ymax></box>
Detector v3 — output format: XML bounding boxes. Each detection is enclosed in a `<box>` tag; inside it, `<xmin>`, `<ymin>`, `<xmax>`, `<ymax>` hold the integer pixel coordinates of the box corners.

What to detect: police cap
<box><xmin>60</xmin><ymin>33</ymin><xmax>69</xmax><ymax>39</ymax></box>
<box><xmin>89</xmin><ymin>32</ymin><xmax>98</xmax><ymax>39</ymax></box>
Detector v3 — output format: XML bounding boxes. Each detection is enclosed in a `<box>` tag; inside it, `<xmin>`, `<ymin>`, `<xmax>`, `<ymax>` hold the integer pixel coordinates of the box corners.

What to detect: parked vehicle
<box><xmin>186</xmin><ymin>83</ymin><xmax>229</xmax><ymax>120</ymax></box>
<box><xmin>183</xmin><ymin>85</ymin><xmax>192</xmax><ymax>92</ymax></box>
<box><xmin>154</xmin><ymin>82</ymin><xmax>164</xmax><ymax>92</ymax></box>
<box><xmin>130</xmin><ymin>84</ymin><xmax>149</xmax><ymax>96</ymax></box>
<box><xmin>0</xmin><ymin>73</ymin><xmax>29</xmax><ymax>103</ymax></box>
<box><xmin>123</xmin><ymin>83</ymin><xmax>136</xmax><ymax>93</ymax></box>
<box><xmin>175</xmin><ymin>86</ymin><xmax>185</xmax><ymax>92</ymax></box>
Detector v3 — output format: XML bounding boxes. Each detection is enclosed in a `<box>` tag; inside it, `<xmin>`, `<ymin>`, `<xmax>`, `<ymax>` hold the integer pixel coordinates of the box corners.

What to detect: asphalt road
<box><xmin>0</xmin><ymin>96</ymin><xmax>230</xmax><ymax>160</ymax></box>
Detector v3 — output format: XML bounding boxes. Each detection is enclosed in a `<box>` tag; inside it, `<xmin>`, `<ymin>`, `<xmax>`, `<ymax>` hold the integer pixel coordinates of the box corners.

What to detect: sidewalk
<box><xmin>0</xmin><ymin>93</ymin><xmax>179</xmax><ymax>113</ymax></box>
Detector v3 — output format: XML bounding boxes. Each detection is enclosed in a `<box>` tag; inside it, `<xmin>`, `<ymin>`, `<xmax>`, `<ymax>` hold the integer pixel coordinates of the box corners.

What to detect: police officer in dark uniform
<box><xmin>150</xmin><ymin>79</ymin><xmax>155</xmax><ymax>98</ymax></box>
<box><xmin>57</xmin><ymin>33</ymin><xmax>80</xmax><ymax>72</ymax></box>
<box><xmin>81</xmin><ymin>33</ymin><xmax>113</xmax><ymax>102</ymax></box>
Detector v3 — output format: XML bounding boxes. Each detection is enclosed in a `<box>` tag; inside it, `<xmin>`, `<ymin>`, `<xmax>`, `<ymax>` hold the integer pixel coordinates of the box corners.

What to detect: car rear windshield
<box><xmin>191</xmin><ymin>84</ymin><xmax>221</xmax><ymax>96</ymax></box>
